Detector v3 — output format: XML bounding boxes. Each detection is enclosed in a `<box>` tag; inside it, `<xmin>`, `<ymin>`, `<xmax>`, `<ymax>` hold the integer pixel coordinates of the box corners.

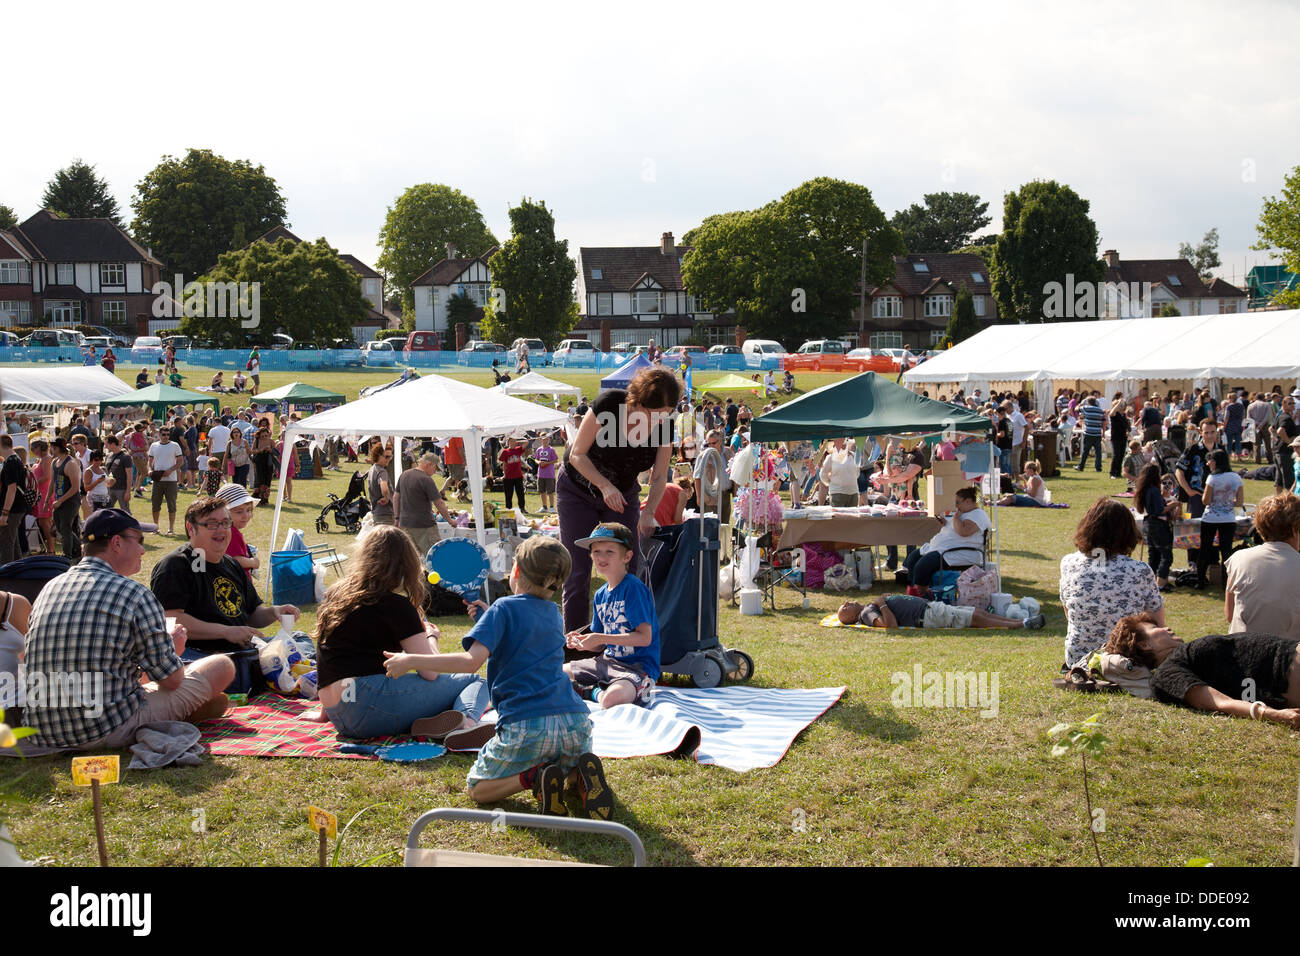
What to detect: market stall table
<box><xmin>776</xmin><ymin>512</ymin><xmax>942</xmax><ymax>552</ymax></box>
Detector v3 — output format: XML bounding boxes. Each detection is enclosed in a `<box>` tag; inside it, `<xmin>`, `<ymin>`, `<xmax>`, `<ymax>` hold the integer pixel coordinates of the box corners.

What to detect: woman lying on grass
<box><xmin>837</xmin><ymin>596</ymin><xmax>1045</xmax><ymax>630</ymax></box>
<box><xmin>1105</xmin><ymin>612</ymin><xmax>1300</xmax><ymax>728</ymax></box>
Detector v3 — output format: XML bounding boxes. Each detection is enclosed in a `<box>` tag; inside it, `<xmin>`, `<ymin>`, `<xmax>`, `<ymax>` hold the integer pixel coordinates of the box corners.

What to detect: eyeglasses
<box><xmin>197</xmin><ymin>519</ymin><xmax>233</xmax><ymax>530</ymax></box>
<box><xmin>120</xmin><ymin>532</ymin><xmax>145</xmax><ymax>545</ymax></box>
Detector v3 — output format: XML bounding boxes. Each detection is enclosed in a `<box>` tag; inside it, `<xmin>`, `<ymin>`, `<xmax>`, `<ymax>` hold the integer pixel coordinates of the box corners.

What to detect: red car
<box><xmin>783</xmin><ymin>339</ymin><xmax>849</xmax><ymax>372</ymax></box>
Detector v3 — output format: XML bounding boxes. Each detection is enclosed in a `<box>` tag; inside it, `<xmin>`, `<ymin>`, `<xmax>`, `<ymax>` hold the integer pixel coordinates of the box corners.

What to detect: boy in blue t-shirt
<box><xmin>384</xmin><ymin>536</ymin><xmax>612</xmax><ymax>819</ymax></box>
<box><xmin>564</xmin><ymin>522</ymin><xmax>661</xmax><ymax>708</ymax></box>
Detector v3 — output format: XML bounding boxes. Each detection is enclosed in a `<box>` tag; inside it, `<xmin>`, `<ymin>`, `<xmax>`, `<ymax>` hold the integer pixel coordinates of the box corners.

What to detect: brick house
<box><xmin>857</xmin><ymin>252</ymin><xmax>997</xmax><ymax>350</ymax></box>
<box><xmin>411</xmin><ymin>242</ymin><xmax>499</xmax><ymax>343</ymax></box>
<box><xmin>0</xmin><ymin>209</ymin><xmax>162</xmax><ymax>332</ymax></box>
<box><xmin>1100</xmin><ymin>250</ymin><xmax>1246</xmax><ymax>317</ymax></box>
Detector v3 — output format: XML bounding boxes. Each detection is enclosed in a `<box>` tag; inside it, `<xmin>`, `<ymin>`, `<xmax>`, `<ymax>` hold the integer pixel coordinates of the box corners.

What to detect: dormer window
<box><xmin>971</xmin><ymin>272</ymin><xmax>984</xmax><ymax>283</ymax></box>
<box><xmin>914</xmin><ymin>262</ymin><xmax>929</xmax><ymax>274</ymax></box>
<box><xmin>591</xmin><ymin>268</ymin><xmax>603</xmax><ymax>280</ymax></box>
<box><xmin>1168</xmin><ymin>275</ymin><xmax>1181</xmax><ymax>286</ymax></box>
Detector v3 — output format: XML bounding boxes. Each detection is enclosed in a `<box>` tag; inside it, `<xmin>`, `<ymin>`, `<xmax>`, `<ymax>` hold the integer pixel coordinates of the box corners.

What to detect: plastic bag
<box><xmin>737</xmin><ymin>535</ymin><xmax>760</xmax><ymax>590</ymax></box>
<box><xmin>256</xmin><ymin>633</ymin><xmax>305</xmax><ymax>695</ymax></box>
<box><xmin>729</xmin><ymin>444</ymin><xmax>755</xmax><ymax>487</ymax></box>
<box><xmin>821</xmin><ymin>563</ymin><xmax>857</xmax><ymax>591</ymax></box>
<box><xmin>719</xmin><ymin>562</ymin><xmax>735</xmax><ymax>597</ymax></box>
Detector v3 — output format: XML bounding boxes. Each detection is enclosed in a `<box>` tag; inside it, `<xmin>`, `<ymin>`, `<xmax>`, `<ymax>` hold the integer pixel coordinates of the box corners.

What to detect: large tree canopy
<box><xmin>990</xmin><ymin>180</ymin><xmax>1103</xmax><ymax>323</ymax></box>
<box><xmin>179</xmin><ymin>237</ymin><xmax>369</xmax><ymax>347</ymax></box>
<box><xmin>131</xmin><ymin>148</ymin><xmax>288</xmax><ymax>280</ymax></box>
<box><xmin>376</xmin><ymin>184</ymin><xmax>498</xmax><ymax>317</ymax></box>
<box><xmin>481</xmin><ymin>198</ymin><xmax>577</xmax><ymax>346</ymax></box>
<box><xmin>1254</xmin><ymin>165</ymin><xmax>1300</xmax><ymax>309</ymax></box>
<box><xmin>0</xmin><ymin>204</ymin><xmax>15</xmax><ymax>230</ymax></box>
<box><xmin>890</xmin><ymin>191</ymin><xmax>992</xmax><ymax>254</ymax></box>
<box><xmin>681</xmin><ymin>177</ymin><xmax>904</xmax><ymax>341</ymax></box>
<box><xmin>42</xmin><ymin>159</ymin><xmax>122</xmax><ymax>225</ymax></box>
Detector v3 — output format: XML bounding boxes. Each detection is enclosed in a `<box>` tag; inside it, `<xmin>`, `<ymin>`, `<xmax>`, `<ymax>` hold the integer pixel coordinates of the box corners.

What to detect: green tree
<box><xmin>1178</xmin><ymin>228</ymin><xmax>1221</xmax><ymax>280</ymax></box>
<box><xmin>1253</xmin><ymin>165</ymin><xmax>1300</xmax><ymax>308</ymax></box>
<box><xmin>990</xmin><ymin>180</ymin><xmax>1103</xmax><ymax>323</ymax></box>
<box><xmin>42</xmin><ymin>159</ymin><xmax>122</xmax><ymax>224</ymax></box>
<box><xmin>890</xmin><ymin>192</ymin><xmax>991</xmax><ymax>254</ymax></box>
<box><xmin>376</xmin><ymin>184</ymin><xmax>498</xmax><ymax>316</ymax></box>
<box><xmin>482</xmin><ymin>198</ymin><xmax>577</xmax><ymax>346</ymax></box>
<box><xmin>681</xmin><ymin>177</ymin><xmax>905</xmax><ymax>341</ymax></box>
<box><xmin>1158</xmin><ymin>302</ymin><xmax>1181</xmax><ymax>317</ymax></box>
<box><xmin>943</xmin><ymin>287</ymin><xmax>981</xmax><ymax>345</ymax></box>
<box><xmin>131</xmin><ymin>148</ymin><xmax>288</xmax><ymax>280</ymax></box>
<box><xmin>445</xmin><ymin>291</ymin><xmax>480</xmax><ymax>337</ymax></box>
<box><xmin>0</xmin><ymin>204</ymin><xmax>16</xmax><ymax>230</ymax></box>
<box><xmin>180</xmin><ymin>237</ymin><xmax>368</xmax><ymax>347</ymax></box>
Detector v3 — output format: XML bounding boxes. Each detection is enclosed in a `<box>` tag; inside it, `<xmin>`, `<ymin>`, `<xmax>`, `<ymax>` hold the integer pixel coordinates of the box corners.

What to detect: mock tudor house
<box><xmin>411</xmin><ymin>241</ymin><xmax>499</xmax><ymax>342</ymax></box>
<box><xmin>573</xmin><ymin>232</ymin><xmax>735</xmax><ymax>348</ymax></box>
<box><xmin>0</xmin><ymin>209</ymin><xmax>163</xmax><ymax>331</ymax></box>
<box><xmin>857</xmin><ymin>252</ymin><xmax>997</xmax><ymax>350</ymax></box>
<box><xmin>1100</xmin><ymin>250</ymin><xmax>1246</xmax><ymax>317</ymax></box>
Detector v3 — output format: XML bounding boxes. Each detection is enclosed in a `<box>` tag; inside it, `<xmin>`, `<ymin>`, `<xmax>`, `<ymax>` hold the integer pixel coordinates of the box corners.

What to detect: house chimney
<box><xmin>661</xmin><ymin>232</ymin><xmax>675</xmax><ymax>256</ymax></box>
<box><xmin>446</xmin><ymin>241</ymin><xmax>456</xmax><ymax>261</ymax></box>
<box><xmin>1102</xmin><ymin>249</ymin><xmax>1119</xmax><ymax>268</ymax></box>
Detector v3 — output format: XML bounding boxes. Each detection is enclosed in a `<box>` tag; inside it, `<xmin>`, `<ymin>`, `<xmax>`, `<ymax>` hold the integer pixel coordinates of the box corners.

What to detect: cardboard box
<box><xmin>931</xmin><ymin>458</ymin><xmax>965</xmax><ymax>480</ymax></box>
<box><xmin>925</xmin><ymin>474</ymin><xmax>971</xmax><ymax>517</ymax></box>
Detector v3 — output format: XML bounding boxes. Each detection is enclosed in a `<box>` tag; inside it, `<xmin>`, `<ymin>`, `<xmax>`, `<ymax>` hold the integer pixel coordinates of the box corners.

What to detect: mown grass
<box><xmin>2</xmin><ymin>365</ymin><xmax>1296</xmax><ymax>866</ymax></box>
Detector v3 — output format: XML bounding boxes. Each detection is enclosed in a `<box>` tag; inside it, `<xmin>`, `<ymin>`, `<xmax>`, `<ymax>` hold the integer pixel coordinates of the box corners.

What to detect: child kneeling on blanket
<box><xmin>838</xmin><ymin>596</ymin><xmax>1046</xmax><ymax>630</ymax></box>
<box><xmin>564</xmin><ymin>522</ymin><xmax>661</xmax><ymax>709</ymax></box>
<box><xmin>384</xmin><ymin>536</ymin><xmax>612</xmax><ymax>819</ymax></box>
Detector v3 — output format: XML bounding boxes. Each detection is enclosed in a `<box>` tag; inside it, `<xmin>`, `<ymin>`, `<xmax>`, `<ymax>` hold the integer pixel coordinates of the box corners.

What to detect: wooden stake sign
<box><xmin>307</xmin><ymin>806</ymin><xmax>337</xmax><ymax>867</ymax></box>
<box><xmin>71</xmin><ymin>755</ymin><xmax>119</xmax><ymax>867</ymax></box>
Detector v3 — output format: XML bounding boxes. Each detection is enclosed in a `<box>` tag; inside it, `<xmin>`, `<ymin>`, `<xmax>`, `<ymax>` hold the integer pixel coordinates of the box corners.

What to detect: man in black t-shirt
<box><xmin>0</xmin><ymin>434</ymin><xmax>30</xmax><ymax>565</ymax></box>
<box><xmin>724</xmin><ymin>399</ymin><xmax>739</xmax><ymax>436</ymax></box>
<box><xmin>103</xmin><ymin>435</ymin><xmax>135</xmax><ymax>513</ymax></box>
<box><xmin>1273</xmin><ymin>396</ymin><xmax>1298</xmax><ymax>493</ymax></box>
<box><xmin>150</xmin><ymin>498</ymin><xmax>300</xmax><ymax>652</ymax></box>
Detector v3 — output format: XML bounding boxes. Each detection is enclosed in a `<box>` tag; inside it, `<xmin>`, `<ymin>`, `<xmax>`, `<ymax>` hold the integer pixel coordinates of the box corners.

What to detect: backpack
<box><xmin>5</xmin><ymin>455</ymin><xmax>36</xmax><ymax>513</ymax></box>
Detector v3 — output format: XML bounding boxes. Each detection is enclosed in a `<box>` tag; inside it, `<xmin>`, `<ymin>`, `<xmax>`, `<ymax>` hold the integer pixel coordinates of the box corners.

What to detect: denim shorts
<box><xmin>466</xmin><ymin>711</ymin><xmax>593</xmax><ymax>787</ymax></box>
<box><xmin>325</xmin><ymin>672</ymin><xmax>488</xmax><ymax>739</ymax></box>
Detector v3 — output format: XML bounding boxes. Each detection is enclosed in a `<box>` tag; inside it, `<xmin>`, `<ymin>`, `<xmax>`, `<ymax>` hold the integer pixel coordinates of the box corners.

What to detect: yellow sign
<box><xmin>307</xmin><ymin>806</ymin><xmax>337</xmax><ymax>839</ymax></box>
<box><xmin>71</xmin><ymin>755</ymin><xmax>120</xmax><ymax>786</ymax></box>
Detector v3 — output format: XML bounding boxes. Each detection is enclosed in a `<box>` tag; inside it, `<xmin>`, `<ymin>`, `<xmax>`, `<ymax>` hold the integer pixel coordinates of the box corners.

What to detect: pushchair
<box><xmin>647</xmin><ymin>516</ymin><xmax>754</xmax><ymax>688</ymax></box>
<box><xmin>315</xmin><ymin>470</ymin><xmax>371</xmax><ymax>534</ymax></box>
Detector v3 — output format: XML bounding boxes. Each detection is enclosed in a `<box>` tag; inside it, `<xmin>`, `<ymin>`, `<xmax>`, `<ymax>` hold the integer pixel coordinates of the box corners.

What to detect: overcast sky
<box><xmin>6</xmin><ymin>0</ymin><xmax>1296</xmax><ymax>288</ymax></box>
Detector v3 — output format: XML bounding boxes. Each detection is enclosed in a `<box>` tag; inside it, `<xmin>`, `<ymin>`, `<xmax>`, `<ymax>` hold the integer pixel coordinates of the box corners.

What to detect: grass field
<box><xmin>2</xmin><ymin>364</ymin><xmax>1296</xmax><ymax>867</ymax></box>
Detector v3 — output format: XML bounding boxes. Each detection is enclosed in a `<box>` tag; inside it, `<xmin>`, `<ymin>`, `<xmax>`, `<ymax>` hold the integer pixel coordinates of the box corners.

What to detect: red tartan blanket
<box><xmin>200</xmin><ymin>696</ymin><xmax>416</xmax><ymax>758</ymax></box>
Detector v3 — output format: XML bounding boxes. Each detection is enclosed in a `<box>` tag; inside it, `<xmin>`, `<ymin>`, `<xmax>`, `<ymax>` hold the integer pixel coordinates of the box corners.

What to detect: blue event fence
<box><xmin>1</xmin><ymin>346</ymin><xmax>782</xmax><ymax>374</ymax></box>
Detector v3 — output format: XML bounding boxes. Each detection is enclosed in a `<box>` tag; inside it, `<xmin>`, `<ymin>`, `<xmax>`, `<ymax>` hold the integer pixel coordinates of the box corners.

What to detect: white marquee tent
<box><xmin>267</xmin><ymin>374</ymin><xmax>567</xmax><ymax>583</ymax></box>
<box><xmin>0</xmin><ymin>366</ymin><xmax>134</xmax><ymax>410</ymax></box>
<box><xmin>904</xmin><ymin>310</ymin><xmax>1300</xmax><ymax>415</ymax></box>
<box><xmin>491</xmin><ymin>371</ymin><xmax>581</xmax><ymax>399</ymax></box>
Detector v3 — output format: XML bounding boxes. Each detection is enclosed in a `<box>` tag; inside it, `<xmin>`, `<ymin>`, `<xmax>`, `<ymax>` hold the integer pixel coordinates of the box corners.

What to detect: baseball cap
<box><xmin>214</xmin><ymin>483</ymin><xmax>260</xmax><ymax>508</ymax></box>
<box><xmin>513</xmin><ymin>536</ymin><xmax>572</xmax><ymax>593</ymax></box>
<box><xmin>574</xmin><ymin>522</ymin><xmax>634</xmax><ymax>551</ymax></box>
<box><xmin>82</xmin><ymin>508</ymin><xmax>154</xmax><ymax>542</ymax></box>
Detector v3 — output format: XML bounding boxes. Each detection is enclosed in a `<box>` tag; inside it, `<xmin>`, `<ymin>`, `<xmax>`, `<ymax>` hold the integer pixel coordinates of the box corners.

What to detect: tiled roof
<box><xmin>243</xmin><ymin>227</ymin><xmax>381</xmax><ymax>280</ymax></box>
<box><xmin>13</xmin><ymin>209</ymin><xmax>160</xmax><ymax>265</ymax></box>
<box><xmin>1204</xmin><ymin>277</ymin><xmax>1246</xmax><ymax>298</ymax></box>
<box><xmin>339</xmin><ymin>254</ymin><xmax>381</xmax><ymax>280</ymax></box>
<box><xmin>869</xmin><ymin>253</ymin><xmax>990</xmax><ymax>297</ymax></box>
<box><xmin>1104</xmin><ymin>258</ymin><xmax>1215</xmax><ymax>297</ymax></box>
<box><xmin>580</xmin><ymin>246</ymin><xmax>691</xmax><ymax>292</ymax></box>
<box><xmin>413</xmin><ymin>256</ymin><xmax>489</xmax><ymax>287</ymax></box>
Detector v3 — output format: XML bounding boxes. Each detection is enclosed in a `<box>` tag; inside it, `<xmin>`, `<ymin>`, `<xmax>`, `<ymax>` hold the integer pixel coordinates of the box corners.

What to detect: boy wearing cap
<box><xmin>383</xmin><ymin>536</ymin><xmax>612</xmax><ymax>819</ymax></box>
<box><xmin>214</xmin><ymin>483</ymin><xmax>260</xmax><ymax>578</ymax></box>
<box><xmin>563</xmin><ymin>522</ymin><xmax>661</xmax><ymax>709</ymax></box>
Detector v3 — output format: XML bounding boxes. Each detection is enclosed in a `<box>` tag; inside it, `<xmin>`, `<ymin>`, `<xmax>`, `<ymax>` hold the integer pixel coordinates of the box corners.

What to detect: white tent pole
<box><xmin>466</xmin><ymin>427</ymin><xmax>487</xmax><ymax>549</ymax></box>
<box><xmin>991</xmin><ymin>440</ymin><xmax>1001</xmax><ymax>592</ymax></box>
<box><xmin>265</xmin><ymin>424</ymin><xmax>297</xmax><ymax>591</ymax></box>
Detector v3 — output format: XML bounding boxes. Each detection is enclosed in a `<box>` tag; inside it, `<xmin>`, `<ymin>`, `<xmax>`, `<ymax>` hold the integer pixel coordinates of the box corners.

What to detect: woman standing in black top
<box><xmin>1108</xmin><ymin>399</ymin><xmax>1130</xmax><ymax>479</ymax></box>
<box><xmin>1134</xmin><ymin>463</ymin><xmax>1174</xmax><ymax>590</ymax></box>
<box><xmin>556</xmin><ymin>367</ymin><xmax>680</xmax><ymax>630</ymax></box>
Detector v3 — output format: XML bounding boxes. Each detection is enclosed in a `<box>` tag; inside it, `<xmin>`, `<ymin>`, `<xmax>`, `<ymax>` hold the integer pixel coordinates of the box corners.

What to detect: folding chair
<box><xmin>404</xmin><ymin>808</ymin><xmax>646</xmax><ymax>867</ymax></box>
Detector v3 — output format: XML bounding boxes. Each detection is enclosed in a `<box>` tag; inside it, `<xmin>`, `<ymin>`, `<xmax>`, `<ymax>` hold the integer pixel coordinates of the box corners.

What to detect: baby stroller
<box><xmin>315</xmin><ymin>470</ymin><xmax>371</xmax><ymax>534</ymax></box>
<box><xmin>647</xmin><ymin>515</ymin><xmax>754</xmax><ymax>688</ymax></box>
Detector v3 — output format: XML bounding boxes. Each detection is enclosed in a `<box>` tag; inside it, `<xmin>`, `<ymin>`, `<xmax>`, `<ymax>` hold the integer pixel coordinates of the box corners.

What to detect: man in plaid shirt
<box><xmin>22</xmin><ymin>509</ymin><xmax>234</xmax><ymax>750</ymax></box>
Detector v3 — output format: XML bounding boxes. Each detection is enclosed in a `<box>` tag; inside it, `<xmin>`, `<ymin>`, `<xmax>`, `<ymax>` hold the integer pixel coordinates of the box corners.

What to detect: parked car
<box><xmin>662</xmin><ymin>345</ymin><xmax>707</xmax><ymax>365</ymax></box>
<box><xmin>81</xmin><ymin>324</ymin><xmax>132</xmax><ymax>347</ymax></box>
<box><xmin>707</xmin><ymin>344</ymin><xmax>742</xmax><ymax>355</ymax></box>
<box><xmin>403</xmin><ymin>331</ymin><xmax>442</xmax><ymax>357</ymax></box>
<box><xmin>844</xmin><ymin>347</ymin><xmax>895</xmax><ymax>373</ymax></box>
<box><xmin>783</xmin><ymin>339</ymin><xmax>849</xmax><ymax>372</ymax></box>
<box><xmin>553</xmin><ymin>339</ymin><xmax>600</xmax><ymax>365</ymax></box>
<box><xmin>269</xmin><ymin>333</ymin><xmax>294</xmax><ymax>349</ymax></box>
<box><xmin>83</xmin><ymin>336</ymin><xmax>116</xmax><ymax>352</ymax></box>
<box><xmin>460</xmin><ymin>340</ymin><xmax>506</xmax><ymax>353</ymax></box>
<box><xmin>509</xmin><ymin>337</ymin><xmax>546</xmax><ymax>356</ymax></box>
<box><xmin>876</xmin><ymin>347</ymin><xmax>919</xmax><ymax>371</ymax></box>
<box><xmin>610</xmin><ymin>342</ymin><xmax>639</xmax><ymax>354</ymax></box>
<box><xmin>362</xmin><ymin>339</ymin><xmax>397</xmax><ymax>366</ymax></box>
<box><xmin>741</xmin><ymin>339</ymin><xmax>786</xmax><ymax>364</ymax></box>
<box><xmin>0</xmin><ymin>331</ymin><xmax>19</xmax><ymax>348</ymax></box>
<box><xmin>162</xmin><ymin>334</ymin><xmax>191</xmax><ymax>351</ymax></box>
<box><xmin>130</xmin><ymin>335</ymin><xmax>165</xmax><ymax>362</ymax></box>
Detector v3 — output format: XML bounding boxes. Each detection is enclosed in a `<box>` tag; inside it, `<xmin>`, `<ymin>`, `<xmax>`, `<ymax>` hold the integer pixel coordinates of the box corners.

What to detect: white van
<box><xmin>742</xmin><ymin>339</ymin><xmax>785</xmax><ymax>365</ymax></box>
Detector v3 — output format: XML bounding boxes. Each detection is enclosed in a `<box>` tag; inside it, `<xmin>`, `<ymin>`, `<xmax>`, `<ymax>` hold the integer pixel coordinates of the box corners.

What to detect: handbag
<box><xmin>18</xmin><ymin>463</ymin><xmax>38</xmax><ymax>511</ymax></box>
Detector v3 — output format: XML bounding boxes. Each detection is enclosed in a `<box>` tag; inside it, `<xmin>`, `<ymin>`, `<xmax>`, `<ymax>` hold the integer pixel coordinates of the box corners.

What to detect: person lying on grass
<box><xmin>383</xmin><ymin>536</ymin><xmax>613</xmax><ymax>819</ymax></box>
<box><xmin>994</xmin><ymin>461</ymin><xmax>1068</xmax><ymax>508</ymax></box>
<box><xmin>837</xmin><ymin>596</ymin><xmax>1046</xmax><ymax>630</ymax></box>
<box><xmin>1105</xmin><ymin>612</ymin><xmax>1300</xmax><ymax>728</ymax></box>
<box><xmin>563</xmin><ymin>522</ymin><xmax>661</xmax><ymax>709</ymax></box>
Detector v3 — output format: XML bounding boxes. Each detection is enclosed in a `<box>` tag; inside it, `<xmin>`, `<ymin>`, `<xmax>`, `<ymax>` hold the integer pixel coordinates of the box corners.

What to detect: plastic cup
<box><xmin>280</xmin><ymin>613</ymin><xmax>294</xmax><ymax>634</ymax></box>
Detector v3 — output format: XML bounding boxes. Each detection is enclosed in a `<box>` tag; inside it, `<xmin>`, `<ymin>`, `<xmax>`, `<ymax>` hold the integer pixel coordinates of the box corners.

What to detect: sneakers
<box><xmin>573</xmin><ymin>752</ymin><xmax>613</xmax><ymax>820</ymax></box>
<box><xmin>532</xmin><ymin>763</ymin><xmax>567</xmax><ymax>816</ymax></box>
<box><xmin>1022</xmin><ymin>613</ymin><xmax>1046</xmax><ymax>630</ymax></box>
<box><xmin>443</xmin><ymin>721</ymin><xmax>496</xmax><ymax>751</ymax></box>
<box><xmin>409</xmin><ymin>710</ymin><xmax>464</xmax><ymax>741</ymax></box>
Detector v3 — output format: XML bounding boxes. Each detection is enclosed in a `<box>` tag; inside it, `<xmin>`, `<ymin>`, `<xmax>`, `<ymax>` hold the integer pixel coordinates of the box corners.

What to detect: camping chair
<box><xmin>404</xmin><ymin>808</ymin><xmax>645</xmax><ymax>867</ymax></box>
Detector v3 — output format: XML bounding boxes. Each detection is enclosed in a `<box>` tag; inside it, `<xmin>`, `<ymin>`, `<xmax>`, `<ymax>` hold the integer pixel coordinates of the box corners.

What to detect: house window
<box><xmin>432</xmin><ymin>288</ymin><xmax>441</xmax><ymax>307</ymax></box>
<box><xmin>45</xmin><ymin>301</ymin><xmax>82</xmax><ymax>324</ymax></box>
<box><xmin>973</xmin><ymin>295</ymin><xmax>986</xmax><ymax>317</ymax></box>
<box><xmin>99</xmin><ymin>263</ymin><xmax>125</xmax><ymax>286</ymax></box>
<box><xmin>1167</xmin><ymin>275</ymin><xmax>1181</xmax><ymax>286</ymax></box>
<box><xmin>930</xmin><ymin>330</ymin><xmax>946</xmax><ymax>346</ymax></box>
<box><xmin>364</xmin><ymin>278</ymin><xmax>379</xmax><ymax>296</ymax></box>
<box><xmin>924</xmin><ymin>294</ymin><xmax>953</xmax><ymax>317</ymax></box>
<box><xmin>971</xmin><ymin>272</ymin><xmax>985</xmax><ymax>283</ymax></box>
<box><xmin>0</xmin><ymin>301</ymin><xmax>32</xmax><ymax>326</ymax></box>
<box><xmin>56</xmin><ymin>263</ymin><xmax>74</xmax><ymax>285</ymax></box>
<box><xmin>634</xmin><ymin>290</ymin><xmax>662</xmax><ymax>314</ymax></box>
<box><xmin>913</xmin><ymin>262</ymin><xmax>929</xmax><ymax>274</ymax></box>
<box><xmin>870</xmin><ymin>331</ymin><xmax>903</xmax><ymax>350</ymax></box>
<box><xmin>0</xmin><ymin>261</ymin><xmax>31</xmax><ymax>284</ymax></box>
<box><xmin>591</xmin><ymin>268</ymin><xmax>603</xmax><ymax>280</ymax></box>
<box><xmin>689</xmin><ymin>295</ymin><xmax>709</xmax><ymax>314</ymax></box>
<box><xmin>872</xmin><ymin>296</ymin><xmax>901</xmax><ymax>318</ymax></box>
<box><xmin>102</xmin><ymin>301</ymin><xmax>126</xmax><ymax>325</ymax></box>
<box><xmin>595</xmin><ymin>292</ymin><xmax>613</xmax><ymax>316</ymax></box>
<box><xmin>1219</xmin><ymin>300</ymin><xmax>1237</xmax><ymax>314</ymax></box>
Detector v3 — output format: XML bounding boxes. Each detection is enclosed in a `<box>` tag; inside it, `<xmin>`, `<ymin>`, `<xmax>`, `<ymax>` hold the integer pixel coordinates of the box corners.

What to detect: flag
<box><xmin>684</xmin><ymin>365</ymin><xmax>693</xmax><ymax>397</ymax></box>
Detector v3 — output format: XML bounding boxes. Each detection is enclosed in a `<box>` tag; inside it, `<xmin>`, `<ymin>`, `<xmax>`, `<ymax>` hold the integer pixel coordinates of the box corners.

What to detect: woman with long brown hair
<box><xmin>250</xmin><ymin>418</ymin><xmax>274</xmax><ymax>504</ymax></box>
<box><xmin>315</xmin><ymin>525</ymin><xmax>490</xmax><ymax>744</ymax></box>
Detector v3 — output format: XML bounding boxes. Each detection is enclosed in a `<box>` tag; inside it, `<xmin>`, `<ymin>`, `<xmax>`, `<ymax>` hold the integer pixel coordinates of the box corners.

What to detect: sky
<box><xmin>5</xmin><ymin>0</ymin><xmax>1297</xmax><ymax>289</ymax></box>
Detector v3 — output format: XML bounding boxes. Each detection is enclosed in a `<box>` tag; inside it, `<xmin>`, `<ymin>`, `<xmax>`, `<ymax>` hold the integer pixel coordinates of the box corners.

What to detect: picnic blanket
<box><xmin>819</xmin><ymin>613</ymin><xmax>872</xmax><ymax>629</ymax></box>
<box><xmin>199</xmin><ymin>686</ymin><xmax>846</xmax><ymax>772</ymax></box>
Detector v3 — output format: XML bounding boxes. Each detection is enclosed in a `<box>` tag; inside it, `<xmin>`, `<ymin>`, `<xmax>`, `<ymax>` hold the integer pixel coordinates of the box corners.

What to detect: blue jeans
<box><xmin>1011</xmin><ymin>494</ymin><xmax>1046</xmax><ymax>507</ymax></box>
<box><xmin>1077</xmin><ymin>434</ymin><xmax>1103</xmax><ymax>471</ymax></box>
<box><xmin>325</xmin><ymin>672</ymin><xmax>488</xmax><ymax>739</ymax></box>
<box><xmin>904</xmin><ymin>547</ymin><xmax>943</xmax><ymax>586</ymax></box>
<box><xmin>998</xmin><ymin>448</ymin><xmax>1012</xmax><ymax>474</ymax></box>
<box><xmin>1225</xmin><ymin>427</ymin><xmax>1242</xmax><ymax>456</ymax></box>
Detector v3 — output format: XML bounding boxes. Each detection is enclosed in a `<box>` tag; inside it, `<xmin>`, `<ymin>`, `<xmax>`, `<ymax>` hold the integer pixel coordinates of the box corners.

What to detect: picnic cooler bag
<box><xmin>648</xmin><ymin>516</ymin><xmax>721</xmax><ymax>664</ymax></box>
<box><xmin>271</xmin><ymin>550</ymin><xmax>317</xmax><ymax>607</ymax></box>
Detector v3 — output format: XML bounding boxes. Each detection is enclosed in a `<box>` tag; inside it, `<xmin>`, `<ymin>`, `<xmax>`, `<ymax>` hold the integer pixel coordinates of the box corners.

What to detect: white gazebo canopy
<box><xmin>0</xmin><ymin>366</ymin><xmax>134</xmax><ymax>410</ymax></box>
<box><xmin>267</xmin><ymin>374</ymin><xmax>568</xmax><ymax>579</ymax></box>
<box><xmin>491</xmin><ymin>371</ymin><xmax>581</xmax><ymax>398</ymax></box>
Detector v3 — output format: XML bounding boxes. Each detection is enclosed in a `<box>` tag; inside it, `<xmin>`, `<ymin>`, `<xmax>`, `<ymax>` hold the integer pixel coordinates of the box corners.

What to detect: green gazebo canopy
<box><xmin>99</xmin><ymin>383</ymin><xmax>219</xmax><ymax>418</ymax></box>
<box><xmin>750</xmin><ymin>371</ymin><xmax>992</xmax><ymax>442</ymax></box>
<box><xmin>252</xmin><ymin>382</ymin><xmax>346</xmax><ymax>405</ymax></box>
